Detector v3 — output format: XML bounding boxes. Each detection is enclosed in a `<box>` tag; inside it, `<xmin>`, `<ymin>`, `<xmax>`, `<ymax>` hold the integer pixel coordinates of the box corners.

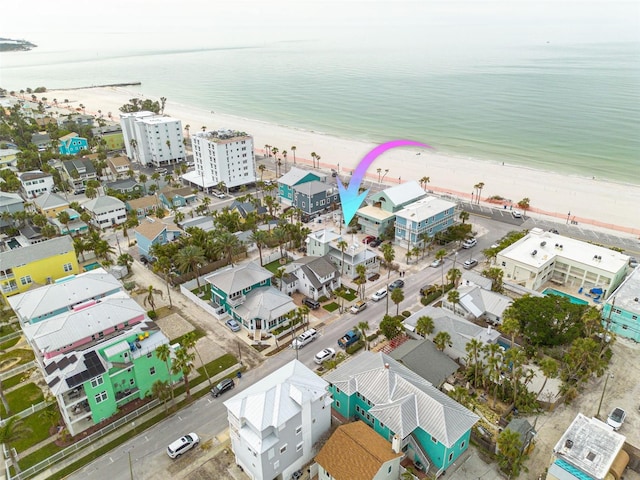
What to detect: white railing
<box><xmin>0</xmin><ymin>361</ymin><xmax>37</xmax><ymax>381</ymax></box>
<box><xmin>0</xmin><ymin>400</ymin><xmax>54</xmax><ymax>427</ymax></box>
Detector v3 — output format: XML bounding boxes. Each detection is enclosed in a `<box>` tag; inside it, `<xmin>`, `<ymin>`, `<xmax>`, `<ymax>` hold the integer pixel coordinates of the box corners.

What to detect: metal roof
<box><xmin>234</xmin><ymin>286</ymin><xmax>297</xmax><ymax>323</ymax></box>
<box><xmin>0</xmin><ymin>235</ymin><xmax>74</xmax><ymax>270</ymax></box>
<box><xmin>277</xmin><ymin>167</ymin><xmax>322</xmax><ymax>186</ymax></box>
<box><xmin>205</xmin><ymin>261</ymin><xmax>272</xmax><ymax>295</ymax></box>
<box><xmin>323</xmin><ymin>352</ymin><xmax>478</xmax><ymax>447</ymax></box>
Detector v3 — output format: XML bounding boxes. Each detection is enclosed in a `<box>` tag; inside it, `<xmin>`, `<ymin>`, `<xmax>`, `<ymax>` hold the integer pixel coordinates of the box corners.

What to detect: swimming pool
<box><xmin>543</xmin><ymin>288</ymin><xmax>589</xmax><ymax>305</ymax></box>
<box><xmin>83</xmin><ymin>262</ymin><xmax>102</xmax><ymax>272</ymax></box>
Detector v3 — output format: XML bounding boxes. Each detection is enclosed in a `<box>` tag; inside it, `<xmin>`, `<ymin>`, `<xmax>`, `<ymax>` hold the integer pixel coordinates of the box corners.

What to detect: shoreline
<box><xmin>39</xmin><ymin>86</ymin><xmax>640</xmax><ymax>236</ymax></box>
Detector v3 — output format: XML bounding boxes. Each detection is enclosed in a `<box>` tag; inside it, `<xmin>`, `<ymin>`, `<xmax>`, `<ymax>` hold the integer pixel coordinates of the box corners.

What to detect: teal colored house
<box><xmin>602</xmin><ymin>266</ymin><xmax>640</xmax><ymax>342</ymax></box>
<box><xmin>158</xmin><ymin>186</ymin><xmax>197</xmax><ymax>209</ymax></box>
<box><xmin>394</xmin><ymin>196</ymin><xmax>457</xmax><ymax>247</ymax></box>
<box><xmin>205</xmin><ymin>262</ymin><xmax>297</xmax><ymax>336</ymax></box>
<box><xmin>59</xmin><ymin>133</ymin><xmax>89</xmax><ymax>155</ymax></box>
<box><xmin>324</xmin><ymin>352</ymin><xmax>479</xmax><ymax>477</ymax></box>
<box><xmin>277</xmin><ymin>167</ymin><xmax>323</xmax><ymax>206</ymax></box>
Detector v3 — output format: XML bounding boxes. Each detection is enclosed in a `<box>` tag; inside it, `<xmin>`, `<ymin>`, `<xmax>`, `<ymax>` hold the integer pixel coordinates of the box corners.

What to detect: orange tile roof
<box><xmin>315</xmin><ymin>422</ymin><xmax>402</xmax><ymax>480</ymax></box>
<box><xmin>133</xmin><ymin>219</ymin><xmax>166</xmax><ymax>241</ymax></box>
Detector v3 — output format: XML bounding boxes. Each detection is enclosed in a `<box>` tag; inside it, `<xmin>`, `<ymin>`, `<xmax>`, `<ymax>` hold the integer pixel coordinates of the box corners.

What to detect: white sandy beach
<box><xmin>45</xmin><ymin>86</ymin><xmax>640</xmax><ymax>235</ymax></box>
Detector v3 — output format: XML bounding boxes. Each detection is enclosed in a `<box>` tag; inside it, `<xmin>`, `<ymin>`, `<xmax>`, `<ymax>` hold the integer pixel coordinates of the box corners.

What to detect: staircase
<box><xmin>403</xmin><ymin>432</ymin><xmax>431</xmax><ymax>475</ymax></box>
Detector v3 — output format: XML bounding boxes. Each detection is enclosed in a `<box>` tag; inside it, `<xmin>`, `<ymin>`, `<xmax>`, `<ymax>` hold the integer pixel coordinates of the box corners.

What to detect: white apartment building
<box><xmin>183</xmin><ymin>130</ymin><xmax>256</xmax><ymax>191</ymax></box>
<box><xmin>496</xmin><ymin>228</ymin><xmax>629</xmax><ymax>296</ymax></box>
<box><xmin>19</xmin><ymin>170</ymin><xmax>55</xmax><ymax>199</ymax></box>
<box><xmin>82</xmin><ymin>196</ymin><xmax>127</xmax><ymax>229</ymax></box>
<box><xmin>121</xmin><ymin>111</ymin><xmax>185</xmax><ymax>167</ymax></box>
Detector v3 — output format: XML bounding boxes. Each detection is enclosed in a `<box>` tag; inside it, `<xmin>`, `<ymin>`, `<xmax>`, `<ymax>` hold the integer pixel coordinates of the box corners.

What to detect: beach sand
<box><xmin>45</xmin><ymin>86</ymin><xmax>640</xmax><ymax>235</ymax></box>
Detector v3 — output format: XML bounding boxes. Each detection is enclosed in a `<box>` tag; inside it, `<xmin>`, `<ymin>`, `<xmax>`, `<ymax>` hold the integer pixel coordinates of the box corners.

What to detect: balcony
<box><xmin>115</xmin><ymin>387</ymin><xmax>139</xmax><ymax>405</ymax></box>
<box><xmin>226</xmin><ymin>295</ymin><xmax>246</xmax><ymax>308</ymax></box>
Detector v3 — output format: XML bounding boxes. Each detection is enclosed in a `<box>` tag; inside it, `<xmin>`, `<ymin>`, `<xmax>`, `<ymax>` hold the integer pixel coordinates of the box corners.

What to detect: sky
<box><xmin>3</xmin><ymin>0</ymin><xmax>639</xmax><ymax>53</ymax></box>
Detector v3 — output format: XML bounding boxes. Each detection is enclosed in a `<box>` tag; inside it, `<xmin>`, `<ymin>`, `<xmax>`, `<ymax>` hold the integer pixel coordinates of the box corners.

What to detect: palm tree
<box><xmin>152</xmin><ymin>380</ymin><xmax>171</xmax><ymax>413</ymax></box>
<box><xmin>537</xmin><ymin>357</ymin><xmax>559</xmax><ymax>400</ymax></box>
<box><xmin>310</xmin><ymin>151</ymin><xmax>317</xmax><ymax>168</ymax></box>
<box><xmin>337</xmin><ymin>239</ymin><xmax>348</xmax><ymax>276</ymax></box>
<box><xmin>152</xmin><ymin>256</ymin><xmax>174</xmax><ymax>308</ymax></box>
<box><xmin>357</xmin><ymin>321</ymin><xmax>370</xmax><ymax>350</ymax></box>
<box><xmin>501</xmin><ymin>313</ymin><xmax>520</xmax><ymax>348</ymax></box>
<box><xmin>447</xmin><ymin>268</ymin><xmax>462</xmax><ymax>288</ymax></box>
<box><xmin>274</xmin><ymin>267</ymin><xmax>286</xmax><ymax>292</ymax></box>
<box><xmin>155</xmin><ymin>344</ymin><xmax>175</xmax><ymax>403</ymax></box>
<box><xmin>171</xmin><ymin>346</ymin><xmax>196</xmax><ymax>399</ymax></box>
<box><xmin>517</xmin><ymin>197</ymin><xmax>530</xmax><ymax>217</ymax></box>
<box><xmin>250</xmin><ymin>230</ymin><xmax>269</xmax><ymax>266</ymax></box>
<box><xmin>433</xmin><ymin>331</ymin><xmax>452</xmax><ymax>352</ymax></box>
<box><xmin>183</xmin><ymin>332</ymin><xmax>212</xmax><ymax>387</ymax></box>
<box><xmin>380</xmin><ymin>243</ymin><xmax>395</xmax><ymax>279</ymax></box>
<box><xmin>258</xmin><ymin>164</ymin><xmax>266</xmax><ymax>181</ymax></box>
<box><xmin>0</xmin><ymin>417</ymin><xmax>31</xmax><ymax>473</ymax></box>
<box><xmin>291</xmin><ymin>145</ymin><xmax>297</xmax><ymax>164</ymax></box>
<box><xmin>465</xmin><ymin>338</ymin><xmax>483</xmax><ymax>388</ymax></box>
<box><xmin>447</xmin><ymin>289</ymin><xmax>460</xmax><ymax>314</ymax></box>
<box><xmin>497</xmin><ymin>428</ymin><xmax>525</xmax><ymax>478</ymax></box>
<box><xmin>459</xmin><ymin>211</ymin><xmax>470</xmax><ymax>224</ymax></box>
<box><xmin>355</xmin><ymin>264</ymin><xmax>367</xmax><ymax>300</ymax></box>
<box><xmin>415</xmin><ymin>316</ymin><xmax>434</xmax><ymax>338</ymax></box>
<box><xmin>419</xmin><ymin>176</ymin><xmax>430</xmax><ymax>189</ymax></box>
<box><xmin>175</xmin><ymin>245</ymin><xmax>206</xmax><ymax>289</ymax></box>
<box><xmin>213</xmin><ymin>231</ymin><xmax>241</xmax><ymax>266</ymax></box>
<box><xmin>184</xmin><ymin>124</ymin><xmax>190</xmax><ymax>139</ymax></box>
<box><xmin>57</xmin><ymin>210</ymin><xmax>71</xmax><ymax>234</ymax></box>
<box><xmin>484</xmin><ymin>342</ymin><xmax>503</xmax><ymax>405</ymax></box>
<box><xmin>391</xmin><ymin>287</ymin><xmax>404</xmax><ymax>316</ymax></box>
<box><xmin>144</xmin><ymin>285</ymin><xmax>163</xmax><ymax>314</ymax></box>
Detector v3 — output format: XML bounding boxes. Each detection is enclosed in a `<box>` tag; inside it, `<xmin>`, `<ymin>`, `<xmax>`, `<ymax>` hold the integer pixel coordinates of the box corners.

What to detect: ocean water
<box><xmin>1</xmin><ymin>40</ymin><xmax>639</xmax><ymax>184</ymax></box>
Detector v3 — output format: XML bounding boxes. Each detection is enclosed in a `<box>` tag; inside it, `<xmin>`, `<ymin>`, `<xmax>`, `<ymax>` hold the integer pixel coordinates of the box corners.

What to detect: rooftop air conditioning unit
<box><xmin>531</xmin><ymin>250</ymin><xmax>537</xmax><ymax>256</ymax></box>
<box><xmin>540</xmin><ymin>241</ymin><xmax>546</xmax><ymax>247</ymax></box>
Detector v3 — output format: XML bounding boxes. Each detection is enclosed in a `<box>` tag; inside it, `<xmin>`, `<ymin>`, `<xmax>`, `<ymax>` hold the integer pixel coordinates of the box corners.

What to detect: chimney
<box><xmin>384</xmin><ymin>363</ymin><xmax>390</xmax><ymax>369</ymax></box>
<box><xmin>392</xmin><ymin>434</ymin><xmax>401</xmax><ymax>453</ymax></box>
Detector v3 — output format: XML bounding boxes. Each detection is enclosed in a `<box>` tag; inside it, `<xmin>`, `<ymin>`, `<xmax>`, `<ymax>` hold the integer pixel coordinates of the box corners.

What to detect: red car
<box><xmin>362</xmin><ymin>235</ymin><xmax>376</xmax><ymax>244</ymax></box>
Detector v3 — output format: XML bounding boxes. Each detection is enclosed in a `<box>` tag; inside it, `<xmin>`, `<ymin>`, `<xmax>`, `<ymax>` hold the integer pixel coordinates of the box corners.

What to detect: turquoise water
<box><xmin>543</xmin><ymin>288</ymin><xmax>589</xmax><ymax>305</ymax></box>
<box><xmin>83</xmin><ymin>262</ymin><xmax>102</xmax><ymax>272</ymax></box>
<box><xmin>2</xmin><ymin>41</ymin><xmax>638</xmax><ymax>184</ymax></box>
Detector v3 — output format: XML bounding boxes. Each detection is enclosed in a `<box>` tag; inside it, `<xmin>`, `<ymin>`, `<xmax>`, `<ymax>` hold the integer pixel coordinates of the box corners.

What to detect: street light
<box><xmin>566</xmin><ymin>211</ymin><xmax>571</xmax><ymax>224</ymax></box>
<box><xmin>596</xmin><ymin>373</ymin><xmax>614</xmax><ymax>419</ymax></box>
<box><xmin>124</xmin><ymin>446</ymin><xmax>134</xmax><ymax>480</ymax></box>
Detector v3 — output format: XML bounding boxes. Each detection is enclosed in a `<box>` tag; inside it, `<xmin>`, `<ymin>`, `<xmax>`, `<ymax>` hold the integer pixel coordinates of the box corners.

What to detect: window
<box><xmin>448</xmin><ymin>452</ymin><xmax>454</xmax><ymax>462</ymax></box>
<box><xmin>432</xmin><ymin>435</ymin><xmax>438</xmax><ymax>443</ymax></box>
<box><xmin>147</xmin><ymin>352</ymin><xmax>152</xmax><ymax>358</ymax></box>
<box><xmin>90</xmin><ymin>377</ymin><xmax>104</xmax><ymax>388</ymax></box>
<box><xmin>335</xmin><ymin>400</ymin><xmax>340</xmax><ymax>408</ymax></box>
<box><xmin>296</xmin><ymin>442</ymin><xmax>303</xmax><ymax>452</ymax></box>
<box><xmin>295</xmin><ymin>425</ymin><xmax>302</xmax><ymax>435</ymax></box>
<box><xmin>95</xmin><ymin>391</ymin><xmax>108</xmax><ymax>403</ymax></box>
<box><xmin>460</xmin><ymin>440</ymin><xmax>466</xmax><ymax>449</ymax></box>
<box><xmin>280</xmin><ymin>444</ymin><xmax>287</xmax><ymax>454</ymax></box>
<box><xmin>388</xmin><ymin>465</ymin><xmax>392</xmax><ymax>473</ymax></box>
<box><xmin>130</xmin><ymin>378</ymin><xmax>135</xmax><ymax>386</ymax></box>
<box><xmin>20</xmin><ymin>275</ymin><xmax>32</xmax><ymax>286</ymax></box>
<box><xmin>63</xmin><ymin>263</ymin><xmax>73</xmax><ymax>272</ymax></box>
<box><xmin>149</xmin><ymin>366</ymin><xmax>156</xmax><ymax>375</ymax></box>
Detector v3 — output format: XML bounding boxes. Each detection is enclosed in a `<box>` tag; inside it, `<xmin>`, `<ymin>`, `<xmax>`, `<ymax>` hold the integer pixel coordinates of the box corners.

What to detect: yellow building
<box><xmin>0</xmin><ymin>236</ymin><xmax>79</xmax><ymax>303</ymax></box>
<box><xmin>33</xmin><ymin>192</ymin><xmax>70</xmax><ymax>219</ymax></box>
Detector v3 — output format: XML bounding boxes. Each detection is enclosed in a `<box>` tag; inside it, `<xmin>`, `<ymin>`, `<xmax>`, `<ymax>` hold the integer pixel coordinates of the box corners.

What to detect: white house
<box><xmin>442</xmin><ymin>285</ymin><xmax>512</xmax><ymax>325</ymax></box>
<box><xmin>19</xmin><ymin>170</ymin><xmax>55</xmax><ymax>198</ymax></box>
<box><xmin>306</xmin><ymin>229</ymin><xmax>380</xmax><ymax>279</ymax></box>
<box><xmin>224</xmin><ymin>360</ymin><xmax>332</xmax><ymax>480</ymax></box>
<box><xmin>182</xmin><ymin>129</ymin><xmax>256</xmax><ymax>191</ymax></box>
<box><xmin>83</xmin><ymin>196</ymin><xmax>127</xmax><ymax>229</ymax></box>
<box><xmin>121</xmin><ymin>111</ymin><xmax>185</xmax><ymax>167</ymax></box>
<box><xmin>284</xmin><ymin>256</ymin><xmax>341</xmax><ymax>300</ymax></box>
<box><xmin>496</xmin><ymin>228</ymin><xmax>629</xmax><ymax>296</ymax></box>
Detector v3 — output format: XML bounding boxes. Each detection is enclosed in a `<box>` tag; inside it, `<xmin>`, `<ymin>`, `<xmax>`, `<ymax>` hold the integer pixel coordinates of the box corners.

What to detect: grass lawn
<box><xmin>0</xmin><ymin>336</ymin><xmax>21</xmax><ymax>350</ymax></box>
<box><xmin>323</xmin><ymin>302</ymin><xmax>340</xmax><ymax>312</ymax></box>
<box><xmin>338</xmin><ymin>288</ymin><xmax>358</xmax><ymax>301</ymax></box>
<box><xmin>2</xmin><ymin>369</ymin><xmax>36</xmax><ymax>390</ymax></box>
<box><xmin>190</xmin><ymin>285</ymin><xmax>211</xmax><ymax>301</ymax></box>
<box><xmin>0</xmin><ymin>348</ymin><xmax>35</xmax><ymax>366</ymax></box>
<box><xmin>264</xmin><ymin>258</ymin><xmax>289</xmax><ymax>274</ymax></box>
<box><xmin>13</xmin><ymin>404</ymin><xmax>59</xmax><ymax>453</ymax></box>
<box><xmin>1</xmin><ymin>383</ymin><xmax>45</xmax><ymax>417</ymax></box>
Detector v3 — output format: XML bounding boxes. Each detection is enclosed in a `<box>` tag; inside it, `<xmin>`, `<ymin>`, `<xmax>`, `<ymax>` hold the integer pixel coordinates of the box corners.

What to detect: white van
<box><xmin>291</xmin><ymin>328</ymin><xmax>318</xmax><ymax>349</ymax></box>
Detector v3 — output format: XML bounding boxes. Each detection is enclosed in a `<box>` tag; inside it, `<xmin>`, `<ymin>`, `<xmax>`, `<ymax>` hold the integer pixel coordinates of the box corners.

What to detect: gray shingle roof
<box><xmin>205</xmin><ymin>261</ymin><xmax>273</xmax><ymax>295</ymax></box>
<box><xmin>0</xmin><ymin>235</ymin><xmax>74</xmax><ymax>270</ymax></box>
<box><xmin>278</xmin><ymin>167</ymin><xmax>320</xmax><ymax>186</ymax></box>
<box><xmin>290</xmin><ymin>256</ymin><xmax>338</xmax><ymax>289</ymax></box>
<box><xmin>293</xmin><ymin>180</ymin><xmax>335</xmax><ymax>196</ymax></box>
<box><xmin>324</xmin><ymin>352</ymin><xmax>478</xmax><ymax>447</ymax></box>
<box><xmin>389</xmin><ymin>339</ymin><xmax>459</xmax><ymax>387</ymax></box>
<box><xmin>234</xmin><ymin>286</ymin><xmax>297</xmax><ymax>323</ymax></box>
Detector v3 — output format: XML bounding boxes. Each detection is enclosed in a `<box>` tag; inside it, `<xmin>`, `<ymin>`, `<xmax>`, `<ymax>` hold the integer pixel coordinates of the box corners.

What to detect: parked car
<box><xmin>314</xmin><ymin>347</ymin><xmax>336</xmax><ymax>364</ymax></box>
<box><xmin>350</xmin><ymin>300</ymin><xmax>367</xmax><ymax>314</ymax></box>
<box><xmin>629</xmin><ymin>257</ymin><xmax>639</xmax><ymax>268</ymax></box>
<box><xmin>291</xmin><ymin>328</ymin><xmax>318</xmax><ymax>349</ymax></box>
<box><xmin>430</xmin><ymin>258</ymin><xmax>443</xmax><ymax>268</ymax></box>
<box><xmin>512</xmin><ymin>210</ymin><xmax>523</xmax><ymax>218</ymax></box>
<box><xmin>362</xmin><ymin>235</ymin><xmax>376</xmax><ymax>244</ymax></box>
<box><xmin>368</xmin><ymin>273</ymin><xmax>381</xmax><ymax>282</ymax></box>
<box><xmin>303</xmin><ymin>297</ymin><xmax>320</xmax><ymax>310</ymax></box>
<box><xmin>371</xmin><ymin>288</ymin><xmax>388</xmax><ymax>302</ymax></box>
<box><xmin>338</xmin><ymin>330</ymin><xmax>361</xmax><ymax>348</ymax></box>
<box><xmin>155</xmin><ymin>167</ymin><xmax>168</xmax><ymax>174</ymax></box>
<box><xmin>462</xmin><ymin>238</ymin><xmax>477</xmax><ymax>249</ymax></box>
<box><xmin>607</xmin><ymin>407</ymin><xmax>626</xmax><ymax>430</ymax></box>
<box><xmin>420</xmin><ymin>284</ymin><xmax>438</xmax><ymax>296</ymax></box>
<box><xmin>213</xmin><ymin>191</ymin><xmax>226</xmax><ymax>199</ymax></box>
<box><xmin>369</xmin><ymin>238</ymin><xmax>382</xmax><ymax>247</ymax></box>
<box><xmin>463</xmin><ymin>258</ymin><xmax>478</xmax><ymax>269</ymax></box>
<box><xmin>211</xmin><ymin>378</ymin><xmax>235</xmax><ymax>398</ymax></box>
<box><xmin>388</xmin><ymin>279</ymin><xmax>405</xmax><ymax>291</ymax></box>
<box><xmin>225</xmin><ymin>319</ymin><xmax>241</xmax><ymax>332</ymax></box>
<box><xmin>167</xmin><ymin>433</ymin><xmax>199</xmax><ymax>458</ymax></box>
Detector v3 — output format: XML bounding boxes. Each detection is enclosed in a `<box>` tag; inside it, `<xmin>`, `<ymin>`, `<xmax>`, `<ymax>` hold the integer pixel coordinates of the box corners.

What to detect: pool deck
<box><xmin>541</xmin><ymin>284</ymin><xmax>601</xmax><ymax>306</ymax></box>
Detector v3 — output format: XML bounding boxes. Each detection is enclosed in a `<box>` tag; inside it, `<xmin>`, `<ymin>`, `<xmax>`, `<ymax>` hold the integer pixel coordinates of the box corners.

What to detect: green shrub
<box><xmin>317</xmin><ymin>295</ymin><xmax>329</xmax><ymax>303</ymax></box>
<box><xmin>366</xmin><ymin>333</ymin><xmax>379</xmax><ymax>342</ymax></box>
<box><xmin>346</xmin><ymin>340</ymin><xmax>364</xmax><ymax>355</ymax></box>
<box><xmin>147</xmin><ymin>310</ymin><xmax>157</xmax><ymax>319</ymax></box>
<box><xmin>123</xmin><ymin>281</ymin><xmax>136</xmax><ymax>291</ymax></box>
<box><xmin>402</xmin><ymin>311</ymin><xmax>411</xmax><ymax>318</ymax></box>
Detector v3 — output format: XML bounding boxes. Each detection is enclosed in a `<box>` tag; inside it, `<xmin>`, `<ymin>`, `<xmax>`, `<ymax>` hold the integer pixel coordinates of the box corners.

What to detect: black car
<box><xmin>369</xmin><ymin>238</ymin><xmax>382</xmax><ymax>247</ymax></box>
<box><xmin>211</xmin><ymin>378</ymin><xmax>235</xmax><ymax>397</ymax></box>
<box><xmin>388</xmin><ymin>279</ymin><xmax>405</xmax><ymax>291</ymax></box>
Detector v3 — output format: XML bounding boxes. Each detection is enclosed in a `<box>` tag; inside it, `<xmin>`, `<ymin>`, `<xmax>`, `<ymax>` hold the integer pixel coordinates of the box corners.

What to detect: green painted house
<box><xmin>324</xmin><ymin>351</ymin><xmax>478</xmax><ymax>477</ymax></box>
<box><xmin>206</xmin><ymin>261</ymin><xmax>297</xmax><ymax>335</ymax></box>
<box><xmin>277</xmin><ymin>167</ymin><xmax>324</xmax><ymax>206</ymax></box>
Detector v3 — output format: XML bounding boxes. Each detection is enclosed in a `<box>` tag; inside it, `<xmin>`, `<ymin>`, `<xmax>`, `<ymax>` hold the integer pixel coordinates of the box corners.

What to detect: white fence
<box><xmin>0</xmin><ymin>361</ymin><xmax>37</xmax><ymax>382</ymax></box>
<box><xmin>0</xmin><ymin>400</ymin><xmax>53</xmax><ymax>427</ymax></box>
<box><xmin>179</xmin><ymin>285</ymin><xmax>225</xmax><ymax>319</ymax></box>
